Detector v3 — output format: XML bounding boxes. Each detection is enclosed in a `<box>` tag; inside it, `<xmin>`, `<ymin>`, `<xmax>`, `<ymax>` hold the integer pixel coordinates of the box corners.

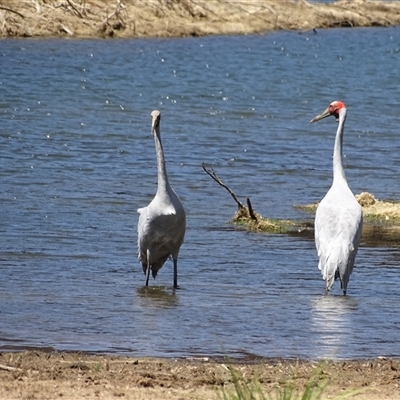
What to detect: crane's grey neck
<box><xmin>154</xmin><ymin>124</ymin><xmax>171</xmax><ymax>193</ymax></box>
<box><xmin>332</xmin><ymin>108</ymin><xmax>347</xmax><ymax>182</ymax></box>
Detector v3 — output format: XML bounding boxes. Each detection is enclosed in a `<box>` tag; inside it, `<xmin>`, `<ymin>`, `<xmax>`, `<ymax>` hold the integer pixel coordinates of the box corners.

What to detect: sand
<box><xmin>1</xmin><ymin>351</ymin><xmax>400</xmax><ymax>399</ymax></box>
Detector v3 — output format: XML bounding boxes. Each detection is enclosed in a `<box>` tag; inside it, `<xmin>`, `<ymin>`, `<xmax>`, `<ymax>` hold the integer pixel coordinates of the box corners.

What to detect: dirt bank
<box><xmin>1</xmin><ymin>0</ymin><xmax>400</xmax><ymax>39</ymax></box>
<box><xmin>0</xmin><ymin>351</ymin><xmax>400</xmax><ymax>399</ymax></box>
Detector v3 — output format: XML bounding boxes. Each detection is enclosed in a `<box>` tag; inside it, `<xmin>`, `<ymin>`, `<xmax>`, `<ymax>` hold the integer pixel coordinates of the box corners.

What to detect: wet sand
<box><xmin>1</xmin><ymin>351</ymin><xmax>400</xmax><ymax>399</ymax></box>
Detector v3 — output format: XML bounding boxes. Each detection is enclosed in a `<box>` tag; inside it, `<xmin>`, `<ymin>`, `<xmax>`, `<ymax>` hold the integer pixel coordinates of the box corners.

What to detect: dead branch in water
<box><xmin>247</xmin><ymin>197</ymin><xmax>257</xmax><ymax>221</ymax></box>
<box><xmin>201</xmin><ymin>163</ymin><xmax>246</xmax><ymax>210</ymax></box>
<box><xmin>201</xmin><ymin>163</ymin><xmax>311</xmax><ymax>233</ymax></box>
<box><xmin>201</xmin><ymin>163</ymin><xmax>260</xmax><ymax>223</ymax></box>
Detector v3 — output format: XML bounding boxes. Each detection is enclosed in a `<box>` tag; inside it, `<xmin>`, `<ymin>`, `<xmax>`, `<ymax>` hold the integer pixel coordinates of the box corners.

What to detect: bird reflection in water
<box><xmin>136</xmin><ymin>286</ymin><xmax>179</xmax><ymax>309</ymax></box>
<box><xmin>311</xmin><ymin>295</ymin><xmax>358</xmax><ymax>359</ymax></box>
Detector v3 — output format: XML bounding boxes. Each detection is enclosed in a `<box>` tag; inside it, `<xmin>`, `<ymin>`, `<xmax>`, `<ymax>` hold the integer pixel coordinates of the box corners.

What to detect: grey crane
<box><xmin>310</xmin><ymin>101</ymin><xmax>363</xmax><ymax>295</ymax></box>
<box><xmin>137</xmin><ymin>110</ymin><xmax>186</xmax><ymax>288</ymax></box>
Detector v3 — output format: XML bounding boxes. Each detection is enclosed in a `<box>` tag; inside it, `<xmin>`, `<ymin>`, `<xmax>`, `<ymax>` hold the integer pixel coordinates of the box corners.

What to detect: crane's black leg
<box><xmin>145</xmin><ymin>250</ymin><xmax>151</xmax><ymax>286</ymax></box>
<box><xmin>340</xmin><ymin>275</ymin><xmax>347</xmax><ymax>296</ymax></box>
<box><xmin>173</xmin><ymin>259</ymin><xmax>178</xmax><ymax>288</ymax></box>
<box><xmin>145</xmin><ymin>264</ymin><xmax>151</xmax><ymax>286</ymax></box>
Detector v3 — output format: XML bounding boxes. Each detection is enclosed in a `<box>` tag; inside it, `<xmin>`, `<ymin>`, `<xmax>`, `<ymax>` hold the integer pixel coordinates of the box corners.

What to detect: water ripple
<box><xmin>1</xmin><ymin>28</ymin><xmax>400</xmax><ymax>359</ymax></box>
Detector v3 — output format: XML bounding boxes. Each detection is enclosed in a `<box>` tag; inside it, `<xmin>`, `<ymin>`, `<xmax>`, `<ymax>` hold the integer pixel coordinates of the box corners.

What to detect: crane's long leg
<box><xmin>339</xmin><ymin>274</ymin><xmax>348</xmax><ymax>296</ymax></box>
<box><xmin>145</xmin><ymin>250</ymin><xmax>151</xmax><ymax>287</ymax></box>
<box><xmin>145</xmin><ymin>263</ymin><xmax>151</xmax><ymax>286</ymax></box>
<box><xmin>173</xmin><ymin>259</ymin><xmax>178</xmax><ymax>288</ymax></box>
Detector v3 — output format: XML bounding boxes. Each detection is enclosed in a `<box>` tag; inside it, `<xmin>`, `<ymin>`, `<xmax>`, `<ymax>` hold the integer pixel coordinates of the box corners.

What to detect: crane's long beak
<box><xmin>151</xmin><ymin>116</ymin><xmax>160</xmax><ymax>135</ymax></box>
<box><xmin>310</xmin><ymin>107</ymin><xmax>330</xmax><ymax>123</ymax></box>
<box><xmin>151</xmin><ymin>119</ymin><xmax>156</xmax><ymax>135</ymax></box>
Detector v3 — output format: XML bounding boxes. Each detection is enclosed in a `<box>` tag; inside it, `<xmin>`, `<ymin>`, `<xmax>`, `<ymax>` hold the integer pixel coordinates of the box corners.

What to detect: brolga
<box><xmin>137</xmin><ymin>110</ymin><xmax>186</xmax><ymax>288</ymax></box>
<box><xmin>310</xmin><ymin>101</ymin><xmax>363</xmax><ymax>295</ymax></box>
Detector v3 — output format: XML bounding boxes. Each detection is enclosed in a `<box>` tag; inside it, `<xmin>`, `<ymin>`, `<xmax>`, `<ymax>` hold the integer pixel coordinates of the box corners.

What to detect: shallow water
<box><xmin>1</xmin><ymin>27</ymin><xmax>400</xmax><ymax>359</ymax></box>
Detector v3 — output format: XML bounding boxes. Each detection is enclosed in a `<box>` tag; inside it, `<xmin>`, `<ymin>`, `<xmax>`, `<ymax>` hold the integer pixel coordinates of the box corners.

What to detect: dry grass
<box><xmin>230</xmin><ymin>191</ymin><xmax>400</xmax><ymax>235</ymax></box>
<box><xmin>298</xmin><ymin>192</ymin><xmax>400</xmax><ymax>223</ymax></box>
<box><xmin>1</xmin><ymin>0</ymin><xmax>400</xmax><ymax>38</ymax></box>
<box><xmin>232</xmin><ymin>205</ymin><xmax>312</xmax><ymax>233</ymax></box>
<box><xmin>356</xmin><ymin>192</ymin><xmax>400</xmax><ymax>222</ymax></box>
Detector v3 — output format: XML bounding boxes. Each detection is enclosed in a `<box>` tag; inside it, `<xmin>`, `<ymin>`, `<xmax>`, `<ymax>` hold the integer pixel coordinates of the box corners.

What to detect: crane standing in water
<box><xmin>137</xmin><ymin>110</ymin><xmax>186</xmax><ymax>288</ymax></box>
<box><xmin>310</xmin><ymin>101</ymin><xmax>363</xmax><ymax>295</ymax></box>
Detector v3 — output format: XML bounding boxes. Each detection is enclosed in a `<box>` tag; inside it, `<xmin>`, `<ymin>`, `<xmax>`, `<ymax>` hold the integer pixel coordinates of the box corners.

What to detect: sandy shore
<box><xmin>0</xmin><ymin>351</ymin><xmax>399</xmax><ymax>399</ymax></box>
<box><xmin>1</xmin><ymin>0</ymin><xmax>400</xmax><ymax>39</ymax></box>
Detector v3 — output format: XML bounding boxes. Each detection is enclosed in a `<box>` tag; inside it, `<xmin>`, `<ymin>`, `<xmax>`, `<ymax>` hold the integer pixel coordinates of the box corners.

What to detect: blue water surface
<box><xmin>1</xmin><ymin>27</ymin><xmax>400</xmax><ymax>359</ymax></box>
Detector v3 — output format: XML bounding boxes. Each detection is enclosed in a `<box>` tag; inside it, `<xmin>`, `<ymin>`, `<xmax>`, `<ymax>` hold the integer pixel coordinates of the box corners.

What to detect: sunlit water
<box><xmin>1</xmin><ymin>27</ymin><xmax>400</xmax><ymax>359</ymax></box>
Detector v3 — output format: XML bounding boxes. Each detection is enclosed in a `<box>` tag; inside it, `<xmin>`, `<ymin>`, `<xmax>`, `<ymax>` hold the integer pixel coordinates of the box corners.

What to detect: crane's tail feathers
<box><xmin>141</xmin><ymin>262</ymin><xmax>147</xmax><ymax>275</ymax></box>
<box><xmin>141</xmin><ymin>254</ymin><xmax>169</xmax><ymax>280</ymax></box>
<box><xmin>334</xmin><ymin>269</ymin><xmax>340</xmax><ymax>281</ymax></box>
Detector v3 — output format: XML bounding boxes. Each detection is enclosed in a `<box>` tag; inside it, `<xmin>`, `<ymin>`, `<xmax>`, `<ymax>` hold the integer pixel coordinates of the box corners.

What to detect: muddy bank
<box><xmin>1</xmin><ymin>0</ymin><xmax>400</xmax><ymax>39</ymax></box>
<box><xmin>1</xmin><ymin>351</ymin><xmax>400</xmax><ymax>399</ymax></box>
